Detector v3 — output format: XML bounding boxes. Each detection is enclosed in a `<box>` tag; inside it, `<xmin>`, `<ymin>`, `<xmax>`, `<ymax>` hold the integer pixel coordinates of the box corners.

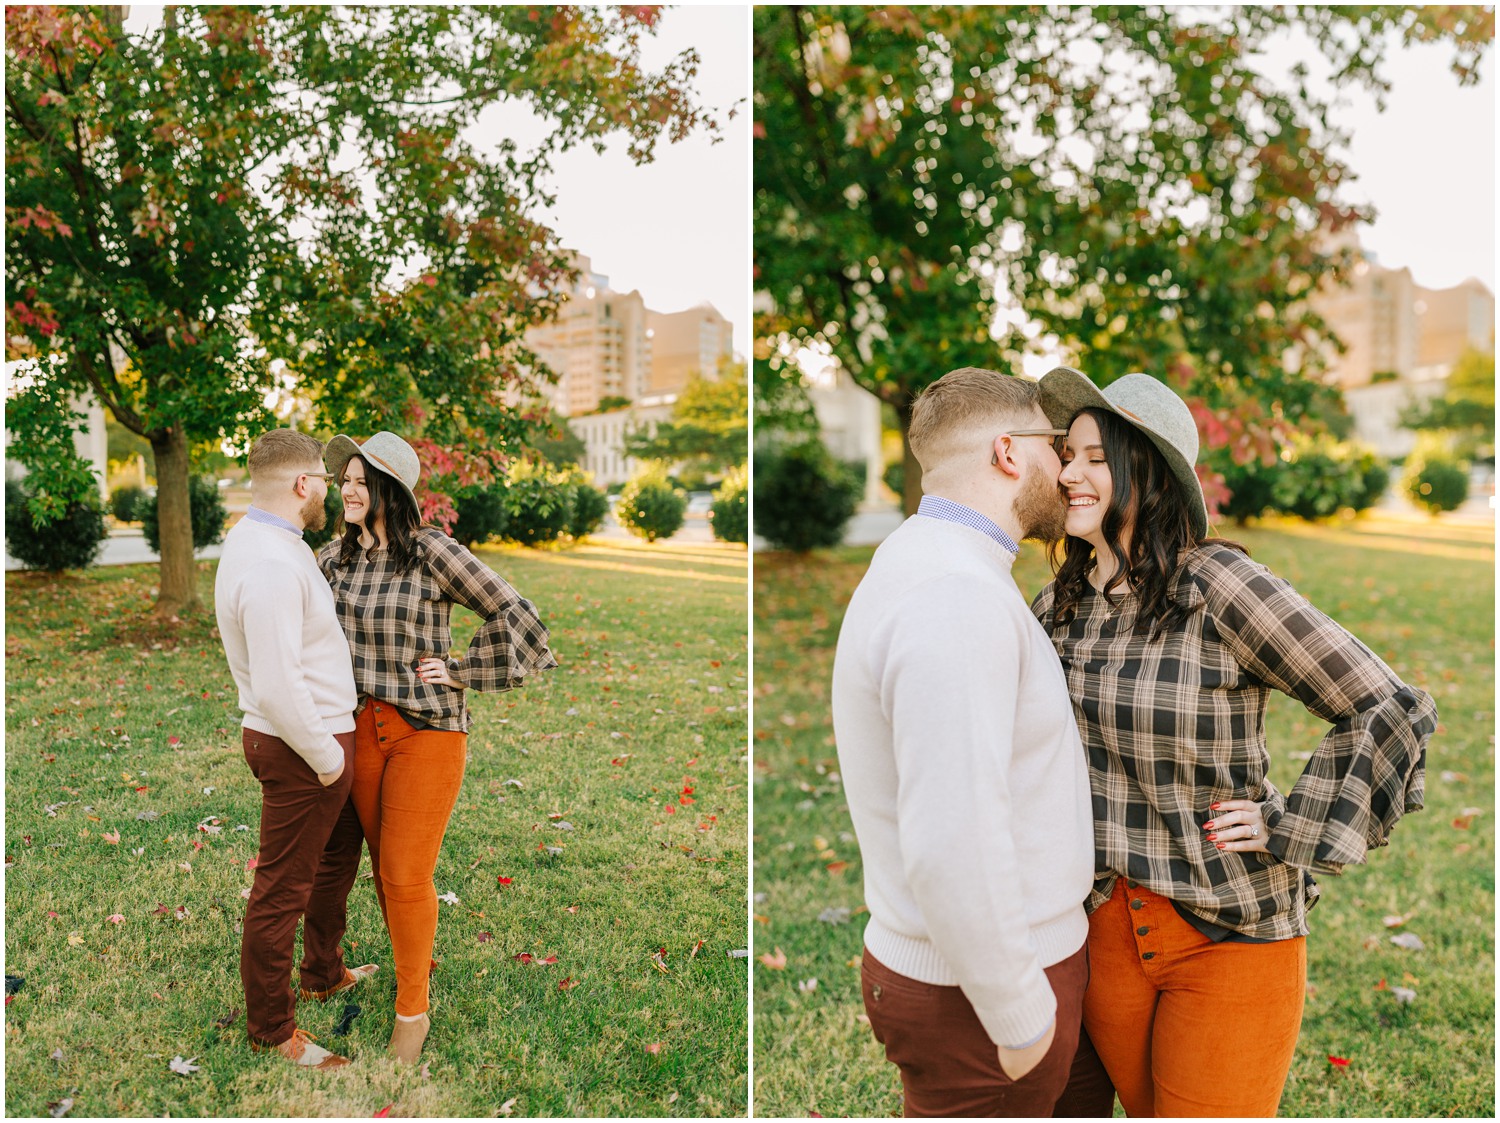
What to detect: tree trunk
<box><xmin>151</xmin><ymin>425</ymin><xmax>199</xmax><ymax>618</ymax></box>
<box><xmin>897</xmin><ymin>400</ymin><xmax>922</xmax><ymax>517</ymax></box>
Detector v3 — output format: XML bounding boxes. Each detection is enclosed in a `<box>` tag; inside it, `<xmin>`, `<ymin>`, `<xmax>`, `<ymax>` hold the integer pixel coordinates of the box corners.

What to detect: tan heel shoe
<box><xmin>388</xmin><ymin>1012</ymin><xmax>430</xmax><ymax>1064</ymax></box>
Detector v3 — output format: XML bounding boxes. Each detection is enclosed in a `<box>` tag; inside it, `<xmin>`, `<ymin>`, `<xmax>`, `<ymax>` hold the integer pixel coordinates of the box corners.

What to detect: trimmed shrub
<box><xmin>5</xmin><ymin>478</ymin><xmax>108</xmax><ymax>572</ymax></box>
<box><xmin>1347</xmin><ymin>448</ymin><xmax>1391</xmax><ymax>514</ymax></box>
<box><xmin>142</xmin><ymin>475</ymin><xmax>229</xmax><ymax>554</ymax></box>
<box><xmin>451</xmin><ymin>485</ymin><xmax>509</xmax><ymax>548</ymax></box>
<box><xmin>568</xmin><ymin>481</ymin><xmax>610</xmax><ymax>540</ymax></box>
<box><xmin>617</xmin><ymin>466</ymin><xmax>687</xmax><ymax>543</ymax></box>
<box><xmin>501</xmin><ymin>460</ymin><xmax>574</xmax><ymax>546</ymax></box>
<box><xmin>110</xmin><ymin>485</ymin><xmax>147</xmax><ymax>523</ymax></box>
<box><xmin>1217</xmin><ymin>457</ymin><xmax>1279</xmax><ymax>524</ymax></box>
<box><xmin>301</xmin><ymin>487</ymin><xmax>345</xmax><ymax>550</ymax></box>
<box><xmin>709</xmin><ymin>465</ymin><xmax>748</xmax><ymax>544</ymax></box>
<box><xmin>882</xmin><ymin>461</ymin><xmax>905</xmax><ymax>500</ymax></box>
<box><xmin>753</xmin><ymin>439</ymin><xmax>862</xmax><ymax>552</ymax></box>
<box><xmin>1271</xmin><ymin>446</ymin><xmax>1357</xmax><ymax>521</ymax></box>
<box><xmin>1402</xmin><ymin>449</ymin><xmax>1469</xmax><ymax>515</ymax></box>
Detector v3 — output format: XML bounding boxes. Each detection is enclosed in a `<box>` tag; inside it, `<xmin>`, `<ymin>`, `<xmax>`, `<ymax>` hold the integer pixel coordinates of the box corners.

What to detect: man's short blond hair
<box><xmin>908</xmin><ymin>367</ymin><xmax>1041</xmax><ymax>471</ymax></box>
<box><xmin>246</xmin><ymin>429</ymin><xmax>324</xmax><ymax>482</ymax></box>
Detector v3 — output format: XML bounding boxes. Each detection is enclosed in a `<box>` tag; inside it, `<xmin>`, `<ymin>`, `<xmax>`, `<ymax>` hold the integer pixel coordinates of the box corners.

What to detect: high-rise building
<box><xmin>644</xmin><ymin>304</ymin><xmax>735</xmax><ymax>396</ymax></box>
<box><xmin>524</xmin><ymin>256</ymin><xmax>652</xmax><ymax>417</ymax></box>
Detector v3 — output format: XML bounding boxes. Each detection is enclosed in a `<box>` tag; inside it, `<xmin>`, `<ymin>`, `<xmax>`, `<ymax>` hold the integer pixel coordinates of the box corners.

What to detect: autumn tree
<box><xmin>6</xmin><ymin>5</ymin><xmax>715</xmax><ymax>615</ymax></box>
<box><xmin>624</xmin><ymin>359</ymin><xmax>748</xmax><ymax>481</ymax></box>
<box><xmin>753</xmin><ymin>5</ymin><xmax>1492</xmax><ymax>513</ymax></box>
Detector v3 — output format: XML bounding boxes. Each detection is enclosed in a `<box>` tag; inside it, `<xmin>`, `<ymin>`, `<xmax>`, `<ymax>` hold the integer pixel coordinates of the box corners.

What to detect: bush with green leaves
<box><xmin>568</xmin><ymin>479</ymin><xmax>610</xmax><ymax>540</ymax></box>
<box><xmin>752</xmin><ymin>439</ymin><xmax>863</xmax><ymax>552</ymax></box>
<box><xmin>5</xmin><ymin>477</ymin><xmax>108</xmax><ymax>572</ymax></box>
<box><xmin>1402</xmin><ymin>447</ymin><xmax>1470</xmax><ymax>515</ymax></box>
<box><xmin>500</xmin><ymin>460</ymin><xmax>575</xmax><ymax>546</ymax></box>
<box><xmin>709</xmin><ymin>465</ymin><xmax>748</xmax><ymax>544</ymax></box>
<box><xmin>451</xmin><ymin>484</ymin><xmax>510</xmax><ymax>548</ymax></box>
<box><xmin>142</xmin><ymin>475</ymin><xmax>228</xmax><ymax>554</ymax></box>
<box><xmin>617</xmin><ymin>466</ymin><xmax>687</xmax><ymax>543</ymax></box>
<box><xmin>1217</xmin><ymin>439</ymin><xmax>1390</xmax><ymax>524</ymax></box>
<box><xmin>1216</xmin><ymin>455</ymin><xmax>1279</xmax><ymax>524</ymax></box>
<box><xmin>109</xmin><ymin>485</ymin><xmax>147</xmax><ymax>523</ymax></box>
<box><xmin>1346</xmin><ymin>447</ymin><xmax>1391</xmax><ymax>513</ymax></box>
<box><xmin>1271</xmin><ymin>445</ymin><xmax>1358</xmax><ymax>521</ymax></box>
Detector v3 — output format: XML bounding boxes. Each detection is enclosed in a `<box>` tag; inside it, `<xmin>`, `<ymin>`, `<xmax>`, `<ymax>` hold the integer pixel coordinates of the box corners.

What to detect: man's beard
<box><xmin>300</xmin><ymin>491</ymin><xmax>327</xmax><ymax>533</ymax></box>
<box><xmin>1016</xmin><ymin>465</ymin><xmax>1067</xmax><ymax>544</ymax></box>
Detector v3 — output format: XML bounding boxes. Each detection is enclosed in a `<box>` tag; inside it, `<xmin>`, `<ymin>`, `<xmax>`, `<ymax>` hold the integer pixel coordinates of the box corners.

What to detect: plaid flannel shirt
<box><xmin>1032</xmin><ymin>543</ymin><xmax>1436</xmax><ymax>941</ymax></box>
<box><xmin>317</xmin><ymin>528</ymin><xmax>557</xmax><ymax>732</ymax></box>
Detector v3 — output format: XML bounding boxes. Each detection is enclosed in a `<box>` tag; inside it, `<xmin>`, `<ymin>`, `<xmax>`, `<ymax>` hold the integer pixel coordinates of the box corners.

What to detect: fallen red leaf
<box><xmin>663</xmin><ymin>804</ymin><xmax>676</xmax><ymax>815</ymax></box>
<box><xmin>644</xmin><ymin>1042</ymin><xmax>663</xmax><ymax>1054</ymax></box>
<box><xmin>497</xmin><ymin>876</ymin><xmax>513</xmax><ymax>886</ymax></box>
<box><xmin>557</xmin><ymin>976</ymin><xmax>577</xmax><ymax>990</ymax></box>
<box><xmin>373</xmin><ymin>1106</ymin><xmax>392</xmax><ymax>1118</ymax></box>
<box><xmin>477</xmin><ymin>932</ymin><xmax>493</xmax><ymax>943</ymax></box>
<box><xmin>1374</xmin><ymin>978</ymin><xmax>1388</xmax><ymax>990</ymax></box>
<box><xmin>1328</xmin><ymin>1055</ymin><xmax>1350</xmax><ymax>1068</ymax></box>
<box><xmin>539</xmin><ymin>955</ymin><xmax>558</xmax><ymax>965</ymax></box>
<box><xmin>245</xmin><ymin>858</ymin><xmax>258</xmax><ymax>871</ymax></box>
<box><xmin>758</xmin><ymin>947</ymin><xmax>788</xmax><ymax>970</ymax></box>
<box><xmin>514</xmin><ymin>953</ymin><xmax>534</xmax><ymax>964</ymax></box>
<box><xmin>825</xmin><ymin>861</ymin><xmax>849</xmax><ymax>876</ymax></box>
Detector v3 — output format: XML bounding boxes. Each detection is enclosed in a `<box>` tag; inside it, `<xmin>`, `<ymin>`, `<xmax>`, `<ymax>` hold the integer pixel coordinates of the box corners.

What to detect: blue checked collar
<box><xmin>915</xmin><ymin>495</ymin><xmax>1019</xmax><ymax>557</ymax></box>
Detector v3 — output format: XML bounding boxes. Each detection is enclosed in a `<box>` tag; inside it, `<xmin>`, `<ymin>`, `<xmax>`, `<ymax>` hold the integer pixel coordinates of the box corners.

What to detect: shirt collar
<box><xmin>244</xmin><ymin>505</ymin><xmax>303</xmax><ymax>536</ymax></box>
<box><xmin>916</xmin><ymin>495</ymin><xmax>1020</xmax><ymax>557</ymax></box>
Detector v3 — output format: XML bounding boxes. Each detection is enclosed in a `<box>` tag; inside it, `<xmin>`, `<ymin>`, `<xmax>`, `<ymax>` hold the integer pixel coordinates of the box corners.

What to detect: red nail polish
<box><xmin>1215</xmin><ymin>843</ymin><xmax>1225</xmax><ymax>850</ymax></box>
<box><xmin>1205</xmin><ymin>821</ymin><xmax>1215</xmax><ymax>830</ymax></box>
<box><xmin>1210</xmin><ymin>802</ymin><xmax>1221</xmax><ymax>810</ymax></box>
<box><xmin>1208</xmin><ymin>834</ymin><xmax>1218</xmax><ymax>841</ymax></box>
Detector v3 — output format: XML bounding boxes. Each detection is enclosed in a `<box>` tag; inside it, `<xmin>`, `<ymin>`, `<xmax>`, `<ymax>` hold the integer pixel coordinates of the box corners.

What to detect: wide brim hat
<box><xmin>1036</xmin><ymin>366</ymin><xmax>1209</xmax><ymax>539</ymax></box>
<box><xmin>324</xmin><ymin>431</ymin><xmax>422</xmax><ymax>517</ymax></box>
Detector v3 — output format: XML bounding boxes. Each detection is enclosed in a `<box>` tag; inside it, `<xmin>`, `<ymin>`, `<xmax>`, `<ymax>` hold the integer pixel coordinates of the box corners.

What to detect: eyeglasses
<box><xmin>991</xmin><ymin>429</ymin><xmax>1070</xmax><ymax>465</ymax></box>
<box><xmin>301</xmin><ymin>471</ymin><xmax>336</xmax><ymax>483</ymax></box>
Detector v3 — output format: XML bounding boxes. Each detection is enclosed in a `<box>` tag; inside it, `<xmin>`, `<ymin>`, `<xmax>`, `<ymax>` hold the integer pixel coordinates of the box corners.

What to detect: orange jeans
<box><xmin>1083</xmin><ymin>882</ymin><xmax>1305</xmax><ymax>1117</ymax></box>
<box><xmin>351</xmin><ymin>700</ymin><xmax>467</xmax><ymax>1016</ymax></box>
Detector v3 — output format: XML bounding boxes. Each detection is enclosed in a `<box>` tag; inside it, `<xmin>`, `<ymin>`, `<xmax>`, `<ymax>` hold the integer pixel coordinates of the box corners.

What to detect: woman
<box><xmin>316</xmin><ymin>431</ymin><xmax>557</xmax><ymax>1063</ymax></box>
<box><xmin>1031</xmin><ymin>369</ymin><xmax>1436</xmax><ymax>1117</ymax></box>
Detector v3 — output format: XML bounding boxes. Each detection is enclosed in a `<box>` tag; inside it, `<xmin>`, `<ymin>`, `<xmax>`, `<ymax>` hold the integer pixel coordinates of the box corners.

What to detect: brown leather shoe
<box><xmin>250</xmin><ymin>1027</ymin><xmax>350</xmax><ymax>1070</ymax></box>
<box><xmin>298</xmin><ymin>963</ymin><xmax>379</xmax><ymax>1003</ymax></box>
<box><xmin>387</xmin><ymin>1012</ymin><xmax>430</xmax><ymax>1064</ymax></box>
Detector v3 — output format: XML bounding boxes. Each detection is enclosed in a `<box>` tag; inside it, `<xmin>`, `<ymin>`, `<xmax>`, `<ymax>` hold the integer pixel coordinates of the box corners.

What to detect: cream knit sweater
<box><xmin>832</xmin><ymin>515</ymin><xmax>1093</xmax><ymax>1048</ymax></box>
<box><xmin>215</xmin><ymin>516</ymin><xmax>356</xmax><ymax>775</ymax></box>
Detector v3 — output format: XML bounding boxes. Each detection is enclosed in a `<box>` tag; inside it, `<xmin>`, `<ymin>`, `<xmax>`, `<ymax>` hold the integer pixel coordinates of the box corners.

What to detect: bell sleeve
<box><xmin>419</xmin><ymin>530</ymin><xmax>558</xmax><ymax>692</ymax></box>
<box><xmin>1197</xmin><ymin>546</ymin><xmax>1437</xmax><ymax>875</ymax></box>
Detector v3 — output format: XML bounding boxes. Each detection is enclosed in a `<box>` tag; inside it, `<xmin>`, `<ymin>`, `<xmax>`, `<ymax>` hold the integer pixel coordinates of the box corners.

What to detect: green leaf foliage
<box><xmin>4</xmin><ymin>478</ymin><xmax>107</xmax><ymax>572</ymax></box>
<box><xmin>753</xmin><ymin>6</ymin><xmax>1493</xmax><ymax>507</ymax></box>
<box><xmin>140</xmin><ymin>476</ymin><xmax>228</xmax><ymax>554</ymax></box>
<box><xmin>617</xmin><ymin>466</ymin><xmax>688</xmax><ymax>543</ymax></box>
<box><xmin>752</xmin><ymin>440</ymin><xmax>862</xmax><ymax>552</ymax></box>
<box><xmin>624</xmin><ymin>362</ymin><xmax>749</xmax><ymax>480</ymax></box>
<box><xmin>710</xmin><ymin>465</ymin><xmax>749</xmax><ymax>545</ymax></box>
<box><xmin>6</xmin><ymin>5</ymin><xmax>713</xmax><ymax>611</ymax></box>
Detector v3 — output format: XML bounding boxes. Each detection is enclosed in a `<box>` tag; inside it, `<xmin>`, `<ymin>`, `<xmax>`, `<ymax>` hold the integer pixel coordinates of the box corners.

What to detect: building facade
<box><xmin>566</xmin><ymin>398</ymin><xmax>676</xmax><ymax>487</ymax></box>
<box><xmin>524</xmin><ymin>255</ymin><xmax>652</xmax><ymax>417</ymax></box>
<box><xmin>1310</xmin><ymin>244</ymin><xmax>1494</xmax><ymax>458</ymax></box>
<box><xmin>644</xmin><ymin>304</ymin><xmax>735</xmax><ymax>397</ymax></box>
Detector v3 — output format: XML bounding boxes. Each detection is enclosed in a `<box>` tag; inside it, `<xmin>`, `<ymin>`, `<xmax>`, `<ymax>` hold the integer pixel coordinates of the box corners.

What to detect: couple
<box><xmin>214</xmin><ymin>429</ymin><xmax>556</xmax><ymax>1070</ymax></box>
<box><xmin>832</xmin><ymin>366</ymin><xmax>1437</xmax><ymax>1116</ymax></box>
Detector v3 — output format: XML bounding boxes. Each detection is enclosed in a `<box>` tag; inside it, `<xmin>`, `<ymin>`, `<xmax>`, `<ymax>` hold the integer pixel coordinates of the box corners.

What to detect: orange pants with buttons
<box><xmin>350</xmin><ymin>700</ymin><xmax>467</xmax><ymax>1017</ymax></box>
<box><xmin>1082</xmin><ymin>881</ymin><xmax>1305</xmax><ymax>1117</ymax></box>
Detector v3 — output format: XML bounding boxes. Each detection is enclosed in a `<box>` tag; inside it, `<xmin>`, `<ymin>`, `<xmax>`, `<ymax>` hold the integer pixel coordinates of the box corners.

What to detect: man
<box><xmin>831</xmin><ymin>367</ymin><xmax>1095</xmax><ymax>1115</ymax></box>
<box><xmin>215</xmin><ymin>429</ymin><xmax>377</xmax><ymax>1070</ymax></box>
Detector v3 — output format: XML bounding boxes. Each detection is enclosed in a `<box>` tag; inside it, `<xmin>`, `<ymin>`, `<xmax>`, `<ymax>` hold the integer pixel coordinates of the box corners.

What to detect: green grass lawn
<box><xmin>5</xmin><ymin>537</ymin><xmax>749</xmax><ymax>1118</ymax></box>
<box><xmin>752</xmin><ymin>512</ymin><xmax>1494</xmax><ymax>1118</ymax></box>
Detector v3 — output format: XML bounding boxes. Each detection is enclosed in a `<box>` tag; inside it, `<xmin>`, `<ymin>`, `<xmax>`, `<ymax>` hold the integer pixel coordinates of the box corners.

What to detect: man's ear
<box><xmin>990</xmin><ymin>434</ymin><xmax>1023</xmax><ymax>480</ymax></box>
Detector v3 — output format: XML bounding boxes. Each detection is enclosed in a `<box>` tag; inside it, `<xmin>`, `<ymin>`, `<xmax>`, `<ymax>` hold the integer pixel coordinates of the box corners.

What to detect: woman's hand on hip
<box><xmin>1204</xmin><ymin>799</ymin><xmax>1269</xmax><ymax>853</ymax></box>
<box><xmin>416</xmin><ymin>657</ymin><xmax>463</xmax><ymax>689</ymax></box>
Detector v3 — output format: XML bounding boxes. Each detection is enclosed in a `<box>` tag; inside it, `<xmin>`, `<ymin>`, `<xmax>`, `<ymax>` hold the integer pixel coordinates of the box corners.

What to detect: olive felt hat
<box><xmin>323</xmin><ymin>431</ymin><xmax>422</xmax><ymax>516</ymax></box>
<box><xmin>1036</xmin><ymin>366</ymin><xmax>1209</xmax><ymax>539</ymax></box>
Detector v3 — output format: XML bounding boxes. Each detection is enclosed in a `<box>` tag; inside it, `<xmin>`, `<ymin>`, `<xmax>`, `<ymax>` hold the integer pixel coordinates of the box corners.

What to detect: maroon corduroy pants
<box><xmin>240</xmin><ymin>729</ymin><xmax>363</xmax><ymax>1046</ymax></box>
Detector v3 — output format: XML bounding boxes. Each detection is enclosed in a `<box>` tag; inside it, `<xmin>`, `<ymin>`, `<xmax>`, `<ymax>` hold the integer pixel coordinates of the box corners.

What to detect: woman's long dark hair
<box><xmin>330</xmin><ymin>455</ymin><xmax>425</xmax><ymax>573</ymax></box>
<box><xmin>1047</xmin><ymin>407</ymin><xmax>1244</xmax><ymax>638</ymax></box>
